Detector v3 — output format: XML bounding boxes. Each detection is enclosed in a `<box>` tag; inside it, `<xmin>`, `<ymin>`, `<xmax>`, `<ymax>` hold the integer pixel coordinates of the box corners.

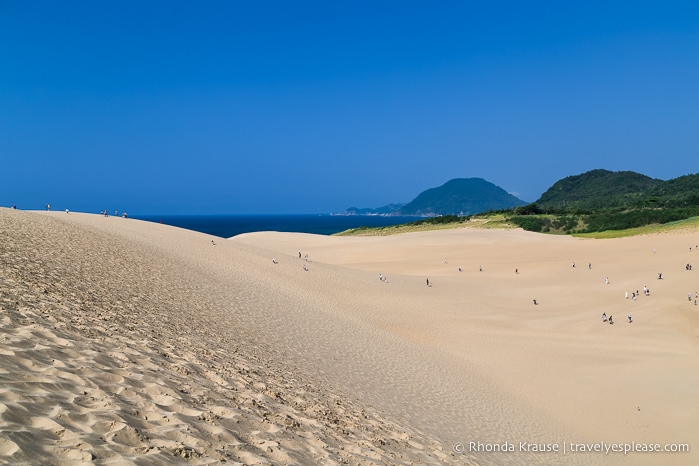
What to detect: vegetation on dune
<box><xmin>335</xmin><ymin>215</ymin><xmax>470</xmax><ymax>236</ymax></box>
<box><xmin>334</xmin><ymin>213</ymin><xmax>519</xmax><ymax>236</ymax></box>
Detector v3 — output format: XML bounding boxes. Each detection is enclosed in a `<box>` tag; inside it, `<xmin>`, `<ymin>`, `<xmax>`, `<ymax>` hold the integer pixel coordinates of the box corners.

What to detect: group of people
<box><xmin>685</xmin><ymin>263</ymin><xmax>693</xmax><ymax>271</ymax></box>
<box><xmin>626</xmin><ymin>287</ymin><xmax>650</xmax><ymax>301</ymax></box>
<box><xmin>602</xmin><ymin>313</ymin><xmax>633</xmax><ymax>325</ymax></box>
<box><xmin>99</xmin><ymin>210</ymin><xmax>128</xmax><ymax>218</ymax></box>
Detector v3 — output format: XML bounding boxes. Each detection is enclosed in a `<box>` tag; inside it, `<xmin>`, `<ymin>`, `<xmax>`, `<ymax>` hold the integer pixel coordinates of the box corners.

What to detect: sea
<box><xmin>133</xmin><ymin>214</ymin><xmax>423</xmax><ymax>238</ymax></box>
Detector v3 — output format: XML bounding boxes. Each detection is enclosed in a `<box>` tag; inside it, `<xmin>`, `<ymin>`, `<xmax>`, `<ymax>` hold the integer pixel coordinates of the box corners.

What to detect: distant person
<box><xmin>65</xmin><ymin>209</ymin><xmax>69</xmax><ymax>214</ymax></box>
<box><xmin>272</xmin><ymin>258</ymin><xmax>277</xmax><ymax>264</ymax></box>
<box><xmin>605</xmin><ymin>277</ymin><xmax>609</xmax><ymax>284</ymax></box>
<box><xmin>115</xmin><ymin>210</ymin><xmax>118</xmax><ymax>216</ymax></box>
<box><xmin>299</xmin><ymin>252</ymin><xmax>302</xmax><ymax>259</ymax></box>
<box><xmin>572</xmin><ymin>261</ymin><xmax>575</xmax><ymax>268</ymax></box>
<box><xmin>211</xmin><ymin>240</ymin><xmax>216</xmax><ymax>245</ymax></box>
<box><xmin>426</xmin><ymin>278</ymin><xmax>429</xmax><ymax>286</ymax></box>
<box><xmin>379</xmin><ymin>273</ymin><xmax>382</xmax><ymax>281</ymax></box>
<box><xmin>444</xmin><ymin>258</ymin><xmax>447</xmax><ymax>264</ymax></box>
<box><xmin>458</xmin><ymin>267</ymin><xmax>462</xmax><ymax>272</ymax></box>
<box><xmin>689</xmin><ymin>293</ymin><xmax>693</xmax><ymax>301</ymax></box>
<box><xmin>303</xmin><ymin>264</ymin><xmax>308</xmax><ymax>271</ymax></box>
<box><xmin>628</xmin><ymin>314</ymin><xmax>632</xmax><ymax>323</ymax></box>
<box><xmin>588</xmin><ymin>263</ymin><xmax>592</xmax><ymax>269</ymax></box>
<box><xmin>515</xmin><ymin>268</ymin><xmax>518</xmax><ymax>274</ymax></box>
<box><xmin>479</xmin><ymin>266</ymin><xmax>482</xmax><ymax>272</ymax></box>
<box><xmin>533</xmin><ymin>299</ymin><xmax>537</xmax><ymax>305</ymax></box>
<box><xmin>608</xmin><ymin>315</ymin><xmax>613</xmax><ymax>325</ymax></box>
<box><xmin>602</xmin><ymin>312</ymin><xmax>607</xmax><ymax>322</ymax></box>
<box><xmin>625</xmin><ymin>292</ymin><xmax>628</xmax><ymax>299</ymax></box>
<box><xmin>122</xmin><ymin>212</ymin><xmax>128</xmax><ymax>218</ymax></box>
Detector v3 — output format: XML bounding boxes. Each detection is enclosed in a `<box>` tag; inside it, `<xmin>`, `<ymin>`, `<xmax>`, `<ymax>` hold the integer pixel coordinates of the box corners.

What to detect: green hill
<box><xmin>511</xmin><ymin>169</ymin><xmax>699</xmax><ymax>234</ymax></box>
<box><xmin>400</xmin><ymin>178</ymin><xmax>527</xmax><ymax>216</ymax></box>
<box><xmin>535</xmin><ymin>169</ymin><xmax>661</xmax><ymax>211</ymax></box>
<box><xmin>647</xmin><ymin>173</ymin><xmax>699</xmax><ymax>208</ymax></box>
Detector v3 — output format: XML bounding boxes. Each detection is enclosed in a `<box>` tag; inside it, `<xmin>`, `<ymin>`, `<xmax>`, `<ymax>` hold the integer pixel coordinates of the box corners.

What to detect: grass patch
<box><xmin>573</xmin><ymin>216</ymin><xmax>699</xmax><ymax>238</ymax></box>
<box><xmin>333</xmin><ymin>214</ymin><xmax>516</xmax><ymax>236</ymax></box>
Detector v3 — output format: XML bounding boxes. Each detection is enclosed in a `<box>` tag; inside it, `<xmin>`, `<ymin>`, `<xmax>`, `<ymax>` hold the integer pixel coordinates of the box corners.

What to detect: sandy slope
<box><xmin>234</xmin><ymin>227</ymin><xmax>699</xmax><ymax>465</ymax></box>
<box><xmin>1</xmin><ymin>209</ymin><xmax>697</xmax><ymax>465</ymax></box>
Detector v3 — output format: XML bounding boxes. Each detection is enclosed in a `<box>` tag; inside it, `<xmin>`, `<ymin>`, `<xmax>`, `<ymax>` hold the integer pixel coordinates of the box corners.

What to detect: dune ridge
<box><xmin>0</xmin><ymin>209</ymin><xmax>459</xmax><ymax>465</ymax></box>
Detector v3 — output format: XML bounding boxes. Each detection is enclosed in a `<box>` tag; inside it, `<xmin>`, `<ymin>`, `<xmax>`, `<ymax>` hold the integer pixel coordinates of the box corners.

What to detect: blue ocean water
<box><xmin>133</xmin><ymin>214</ymin><xmax>423</xmax><ymax>238</ymax></box>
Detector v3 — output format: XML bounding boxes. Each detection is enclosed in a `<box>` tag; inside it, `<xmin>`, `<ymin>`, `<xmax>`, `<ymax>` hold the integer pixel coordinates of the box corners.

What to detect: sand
<box><xmin>1</xmin><ymin>209</ymin><xmax>697</xmax><ymax>465</ymax></box>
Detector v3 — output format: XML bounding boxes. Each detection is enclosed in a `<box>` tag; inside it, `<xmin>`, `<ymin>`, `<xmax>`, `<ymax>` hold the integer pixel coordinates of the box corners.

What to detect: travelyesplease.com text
<box><xmin>454</xmin><ymin>440</ymin><xmax>689</xmax><ymax>455</ymax></box>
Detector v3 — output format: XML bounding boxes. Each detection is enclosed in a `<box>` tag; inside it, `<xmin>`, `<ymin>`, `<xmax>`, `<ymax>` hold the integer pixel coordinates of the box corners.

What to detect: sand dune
<box><xmin>1</xmin><ymin>209</ymin><xmax>697</xmax><ymax>464</ymax></box>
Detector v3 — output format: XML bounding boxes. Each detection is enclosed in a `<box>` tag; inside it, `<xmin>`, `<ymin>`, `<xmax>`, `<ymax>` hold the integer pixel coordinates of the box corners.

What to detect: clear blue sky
<box><xmin>2</xmin><ymin>1</ymin><xmax>698</xmax><ymax>214</ymax></box>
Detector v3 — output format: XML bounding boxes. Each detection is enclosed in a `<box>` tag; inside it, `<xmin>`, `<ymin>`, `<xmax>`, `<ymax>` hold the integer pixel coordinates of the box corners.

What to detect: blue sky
<box><xmin>2</xmin><ymin>1</ymin><xmax>698</xmax><ymax>214</ymax></box>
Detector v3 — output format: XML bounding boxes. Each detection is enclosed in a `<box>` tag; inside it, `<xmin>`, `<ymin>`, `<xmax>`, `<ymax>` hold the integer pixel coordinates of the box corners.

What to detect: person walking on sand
<box><xmin>609</xmin><ymin>315</ymin><xmax>613</xmax><ymax>325</ymax></box>
<box><xmin>689</xmin><ymin>293</ymin><xmax>693</xmax><ymax>301</ymax></box>
<box><xmin>379</xmin><ymin>273</ymin><xmax>382</xmax><ymax>282</ymax></box>
<box><xmin>426</xmin><ymin>278</ymin><xmax>430</xmax><ymax>286</ymax></box>
<box><xmin>572</xmin><ymin>261</ymin><xmax>575</xmax><ymax>268</ymax></box>
<box><xmin>605</xmin><ymin>277</ymin><xmax>609</xmax><ymax>284</ymax></box>
<box><xmin>625</xmin><ymin>292</ymin><xmax>628</xmax><ymax>299</ymax></box>
<box><xmin>628</xmin><ymin>314</ymin><xmax>632</xmax><ymax>323</ymax></box>
<box><xmin>602</xmin><ymin>312</ymin><xmax>607</xmax><ymax>322</ymax></box>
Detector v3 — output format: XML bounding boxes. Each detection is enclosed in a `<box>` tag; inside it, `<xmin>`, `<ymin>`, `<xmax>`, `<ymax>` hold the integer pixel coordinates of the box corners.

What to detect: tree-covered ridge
<box><xmin>647</xmin><ymin>173</ymin><xmax>699</xmax><ymax>208</ymax></box>
<box><xmin>510</xmin><ymin>170</ymin><xmax>699</xmax><ymax>234</ymax></box>
<box><xmin>400</xmin><ymin>178</ymin><xmax>526</xmax><ymax>215</ymax></box>
<box><xmin>535</xmin><ymin>169</ymin><xmax>661</xmax><ymax>210</ymax></box>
